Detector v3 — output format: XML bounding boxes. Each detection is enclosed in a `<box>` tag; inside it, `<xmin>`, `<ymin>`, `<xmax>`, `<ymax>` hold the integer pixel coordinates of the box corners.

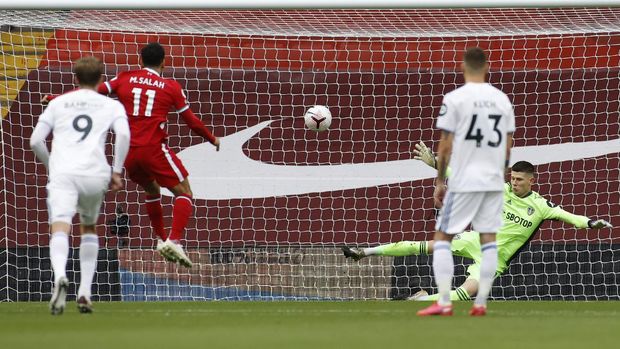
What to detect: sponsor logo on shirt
<box><xmin>505</xmin><ymin>212</ymin><xmax>533</xmax><ymax>228</ymax></box>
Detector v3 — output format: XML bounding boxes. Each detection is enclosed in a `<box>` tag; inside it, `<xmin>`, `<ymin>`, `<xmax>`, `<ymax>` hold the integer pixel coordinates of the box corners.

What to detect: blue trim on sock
<box><xmin>434</xmin><ymin>241</ymin><xmax>451</xmax><ymax>251</ymax></box>
<box><xmin>81</xmin><ymin>234</ymin><xmax>99</xmax><ymax>244</ymax></box>
<box><xmin>481</xmin><ymin>243</ymin><xmax>497</xmax><ymax>252</ymax></box>
<box><xmin>439</xmin><ymin>192</ymin><xmax>454</xmax><ymax>232</ymax></box>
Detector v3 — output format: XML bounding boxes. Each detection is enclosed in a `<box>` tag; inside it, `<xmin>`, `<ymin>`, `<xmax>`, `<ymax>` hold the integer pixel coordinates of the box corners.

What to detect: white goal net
<box><xmin>1</xmin><ymin>8</ymin><xmax>618</xmax><ymax>301</ymax></box>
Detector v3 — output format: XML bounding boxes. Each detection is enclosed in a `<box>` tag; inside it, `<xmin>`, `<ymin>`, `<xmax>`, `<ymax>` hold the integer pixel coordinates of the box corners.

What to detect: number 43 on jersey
<box><xmin>465</xmin><ymin>113</ymin><xmax>502</xmax><ymax>148</ymax></box>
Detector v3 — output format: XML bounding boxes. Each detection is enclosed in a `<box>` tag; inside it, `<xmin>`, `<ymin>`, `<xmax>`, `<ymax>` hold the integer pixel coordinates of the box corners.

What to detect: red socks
<box><xmin>168</xmin><ymin>194</ymin><xmax>193</xmax><ymax>242</ymax></box>
<box><xmin>145</xmin><ymin>194</ymin><xmax>166</xmax><ymax>241</ymax></box>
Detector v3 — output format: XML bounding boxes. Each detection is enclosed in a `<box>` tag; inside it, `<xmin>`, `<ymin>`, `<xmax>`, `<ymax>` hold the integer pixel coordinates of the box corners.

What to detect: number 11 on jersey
<box><xmin>131</xmin><ymin>88</ymin><xmax>156</xmax><ymax>117</ymax></box>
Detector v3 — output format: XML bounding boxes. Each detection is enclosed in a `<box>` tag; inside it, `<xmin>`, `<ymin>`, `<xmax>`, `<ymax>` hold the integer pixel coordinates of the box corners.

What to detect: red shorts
<box><xmin>125</xmin><ymin>144</ymin><xmax>189</xmax><ymax>189</ymax></box>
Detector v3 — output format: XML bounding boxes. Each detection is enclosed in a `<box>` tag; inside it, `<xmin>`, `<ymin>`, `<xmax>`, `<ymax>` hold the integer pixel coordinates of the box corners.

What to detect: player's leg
<box><xmin>417</xmin><ymin>231</ymin><xmax>454</xmax><ymax>316</ymax></box>
<box><xmin>46</xmin><ymin>177</ymin><xmax>77</xmax><ymax>315</ymax></box>
<box><xmin>76</xmin><ymin>223</ymin><xmax>97</xmax><ymax>314</ymax></box>
<box><xmin>167</xmin><ymin>178</ymin><xmax>193</xmax><ymax>242</ymax></box>
<box><xmin>469</xmin><ymin>191</ymin><xmax>503</xmax><ymax>316</ymax></box>
<box><xmin>470</xmin><ymin>233</ymin><xmax>496</xmax><ymax>315</ymax></box>
<box><xmin>139</xmin><ymin>180</ymin><xmax>177</xmax><ymax>263</ymax></box>
<box><xmin>415</xmin><ymin>256</ymin><xmax>510</xmax><ymax>302</ymax></box>
<box><xmin>159</xmin><ymin>179</ymin><xmax>193</xmax><ymax>267</ymax></box>
<box><xmin>418</xmin><ymin>192</ymin><xmax>484</xmax><ymax>316</ymax></box>
<box><xmin>412</xmin><ymin>238</ymin><xmax>482</xmax><ymax>301</ymax></box>
<box><xmin>75</xmin><ymin>176</ymin><xmax>108</xmax><ymax>314</ymax></box>
<box><xmin>348</xmin><ymin>230</ymin><xmax>483</xmax><ymax>260</ymax></box>
<box><xmin>142</xmin><ymin>180</ymin><xmax>167</xmax><ymax>241</ymax></box>
<box><xmin>148</xmin><ymin>144</ymin><xmax>193</xmax><ymax>267</ymax></box>
<box><xmin>125</xmin><ymin>147</ymin><xmax>176</xmax><ymax>262</ymax></box>
<box><xmin>125</xmin><ymin>147</ymin><xmax>167</xmax><ymax>242</ymax></box>
<box><xmin>412</xmin><ymin>278</ymin><xmax>477</xmax><ymax>301</ymax></box>
<box><xmin>342</xmin><ymin>240</ymin><xmax>431</xmax><ymax>261</ymax></box>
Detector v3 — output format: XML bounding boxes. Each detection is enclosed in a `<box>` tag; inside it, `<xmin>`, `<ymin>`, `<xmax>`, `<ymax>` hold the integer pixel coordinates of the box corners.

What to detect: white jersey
<box><xmin>37</xmin><ymin>89</ymin><xmax>128</xmax><ymax>178</ymax></box>
<box><xmin>436</xmin><ymin>82</ymin><xmax>515</xmax><ymax>192</ymax></box>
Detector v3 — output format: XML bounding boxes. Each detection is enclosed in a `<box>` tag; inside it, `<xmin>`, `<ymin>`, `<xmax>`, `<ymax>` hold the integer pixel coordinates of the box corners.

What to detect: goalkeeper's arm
<box><xmin>547</xmin><ymin>204</ymin><xmax>612</xmax><ymax>229</ymax></box>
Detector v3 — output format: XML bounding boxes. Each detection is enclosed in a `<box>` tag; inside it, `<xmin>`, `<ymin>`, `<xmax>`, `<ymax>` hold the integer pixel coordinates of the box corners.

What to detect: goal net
<box><xmin>1</xmin><ymin>8</ymin><xmax>618</xmax><ymax>301</ymax></box>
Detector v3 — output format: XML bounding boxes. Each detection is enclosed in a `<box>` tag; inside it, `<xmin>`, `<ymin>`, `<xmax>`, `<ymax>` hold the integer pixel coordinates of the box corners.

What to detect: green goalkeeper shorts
<box><xmin>451</xmin><ymin>231</ymin><xmax>508</xmax><ymax>281</ymax></box>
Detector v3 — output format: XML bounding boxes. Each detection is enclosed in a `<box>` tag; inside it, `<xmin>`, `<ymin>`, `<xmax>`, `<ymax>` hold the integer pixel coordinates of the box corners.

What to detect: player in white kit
<box><xmin>30</xmin><ymin>57</ymin><xmax>130</xmax><ymax>315</ymax></box>
<box><xmin>417</xmin><ymin>48</ymin><xmax>515</xmax><ymax>317</ymax></box>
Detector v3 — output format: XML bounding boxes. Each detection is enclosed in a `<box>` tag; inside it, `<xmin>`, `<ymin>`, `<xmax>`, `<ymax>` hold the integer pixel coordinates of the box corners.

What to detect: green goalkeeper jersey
<box><xmin>496</xmin><ymin>183</ymin><xmax>590</xmax><ymax>264</ymax></box>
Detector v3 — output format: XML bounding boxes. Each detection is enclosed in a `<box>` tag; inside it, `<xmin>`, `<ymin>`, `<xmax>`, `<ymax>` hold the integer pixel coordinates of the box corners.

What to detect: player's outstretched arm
<box><xmin>545</xmin><ymin>202</ymin><xmax>613</xmax><ymax>229</ymax></box>
<box><xmin>179</xmin><ymin>108</ymin><xmax>220</xmax><ymax>151</ymax></box>
<box><xmin>413</xmin><ymin>141</ymin><xmax>436</xmax><ymax>169</ymax></box>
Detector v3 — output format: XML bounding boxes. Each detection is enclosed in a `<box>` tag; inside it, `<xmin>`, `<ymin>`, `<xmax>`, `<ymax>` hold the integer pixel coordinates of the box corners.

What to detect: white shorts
<box><xmin>46</xmin><ymin>175</ymin><xmax>109</xmax><ymax>225</ymax></box>
<box><xmin>435</xmin><ymin>191</ymin><xmax>503</xmax><ymax>234</ymax></box>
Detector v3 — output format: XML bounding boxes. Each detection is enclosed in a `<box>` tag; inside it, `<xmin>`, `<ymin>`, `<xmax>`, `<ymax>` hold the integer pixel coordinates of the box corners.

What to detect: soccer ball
<box><xmin>304</xmin><ymin>105</ymin><xmax>332</xmax><ymax>132</ymax></box>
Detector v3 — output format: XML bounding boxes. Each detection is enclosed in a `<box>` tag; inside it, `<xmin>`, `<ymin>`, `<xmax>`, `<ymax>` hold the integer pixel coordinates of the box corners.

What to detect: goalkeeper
<box><xmin>342</xmin><ymin>142</ymin><xmax>613</xmax><ymax>301</ymax></box>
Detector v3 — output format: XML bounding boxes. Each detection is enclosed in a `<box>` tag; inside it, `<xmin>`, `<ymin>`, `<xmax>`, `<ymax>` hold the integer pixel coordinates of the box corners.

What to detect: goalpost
<box><xmin>0</xmin><ymin>5</ymin><xmax>618</xmax><ymax>301</ymax></box>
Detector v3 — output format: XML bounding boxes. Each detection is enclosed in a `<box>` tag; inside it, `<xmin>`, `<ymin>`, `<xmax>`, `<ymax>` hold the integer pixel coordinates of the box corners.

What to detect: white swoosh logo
<box><xmin>173</xmin><ymin>120</ymin><xmax>620</xmax><ymax>200</ymax></box>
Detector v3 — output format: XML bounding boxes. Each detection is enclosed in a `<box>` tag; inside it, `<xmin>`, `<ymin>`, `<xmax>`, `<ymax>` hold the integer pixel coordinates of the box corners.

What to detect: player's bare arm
<box><xmin>505</xmin><ymin>132</ymin><xmax>513</xmax><ymax>170</ymax></box>
<box><xmin>179</xmin><ymin>108</ymin><xmax>220</xmax><ymax>151</ymax></box>
<box><xmin>433</xmin><ymin>130</ymin><xmax>453</xmax><ymax>208</ymax></box>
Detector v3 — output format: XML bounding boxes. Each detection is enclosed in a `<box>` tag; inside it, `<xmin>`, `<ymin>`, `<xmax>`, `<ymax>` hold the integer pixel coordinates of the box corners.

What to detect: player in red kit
<box><xmin>108</xmin><ymin>43</ymin><xmax>219</xmax><ymax>267</ymax></box>
<box><xmin>46</xmin><ymin>43</ymin><xmax>219</xmax><ymax>267</ymax></box>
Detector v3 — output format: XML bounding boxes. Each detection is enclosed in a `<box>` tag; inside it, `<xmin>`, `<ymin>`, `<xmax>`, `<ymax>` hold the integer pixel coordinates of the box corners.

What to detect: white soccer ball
<box><xmin>304</xmin><ymin>105</ymin><xmax>332</xmax><ymax>132</ymax></box>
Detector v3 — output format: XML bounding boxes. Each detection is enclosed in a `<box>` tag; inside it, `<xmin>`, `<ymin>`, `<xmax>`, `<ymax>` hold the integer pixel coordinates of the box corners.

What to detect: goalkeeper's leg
<box><xmin>413</xmin><ymin>261</ymin><xmax>507</xmax><ymax>301</ymax></box>
<box><xmin>343</xmin><ymin>231</ymin><xmax>481</xmax><ymax>260</ymax></box>
<box><xmin>412</xmin><ymin>279</ymin><xmax>477</xmax><ymax>301</ymax></box>
<box><xmin>367</xmin><ymin>240</ymin><xmax>431</xmax><ymax>256</ymax></box>
<box><xmin>343</xmin><ymin>241</ymin><xmax>432</xmax><ymax>261</ymax></box>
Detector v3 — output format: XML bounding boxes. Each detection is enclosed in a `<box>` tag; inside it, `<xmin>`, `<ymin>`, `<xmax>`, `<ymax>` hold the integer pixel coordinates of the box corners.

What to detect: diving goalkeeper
<box><xmin>342</xmin><ymin>142</ymin><xmax>613</xmax><ymax>301</ymax></box>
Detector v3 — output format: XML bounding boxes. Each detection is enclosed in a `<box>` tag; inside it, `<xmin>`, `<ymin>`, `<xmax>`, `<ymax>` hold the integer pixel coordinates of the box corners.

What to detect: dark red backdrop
<box><xmin>1</xmin><ymin>30</ymin><xmax>618</xmax><ymax>247</ymax></box>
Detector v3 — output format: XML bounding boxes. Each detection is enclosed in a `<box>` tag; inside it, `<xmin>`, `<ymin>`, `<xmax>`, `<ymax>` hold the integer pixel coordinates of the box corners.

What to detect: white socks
<box><xmin>49</xmin><ymin>232</ymin><xmax>69</xmax><ymax>284</ymax></box>
<box><xmin>363</xmin><ymin>246</ymin><xmax>382</xmax><ymax>256</ymax></box>
<box><xmin>475</xmin><ymin>242</ymin><xmax>498</xmax><ymax>307</ymax></box>
<box><xmin>78</xmin><ymin>234</ymin><xmax>99</xmax><ymax>299</ymax></box>
<box><xmin>432</xmin><ymin>240</ymin><xmax>454</xmax><ymax>306</ymax></box>
<box><xmin>50</xmin><ymin>231</ymin><xmax>99</xmax><ymax>299</ymax></box>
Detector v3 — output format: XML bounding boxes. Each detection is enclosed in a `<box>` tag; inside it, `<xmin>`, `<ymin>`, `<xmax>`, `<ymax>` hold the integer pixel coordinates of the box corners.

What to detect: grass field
<box><xmin>1</xmin><ymin>301</ymin><xmax>619</xmax><ymax>349</ymax></box>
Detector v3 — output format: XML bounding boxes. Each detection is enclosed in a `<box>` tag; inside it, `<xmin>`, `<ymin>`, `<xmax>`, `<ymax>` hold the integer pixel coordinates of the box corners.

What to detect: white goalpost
<box><xmin>0</xmin><ymin>5</ymin><xmax>619</xmax><ymax>301</ymax></box>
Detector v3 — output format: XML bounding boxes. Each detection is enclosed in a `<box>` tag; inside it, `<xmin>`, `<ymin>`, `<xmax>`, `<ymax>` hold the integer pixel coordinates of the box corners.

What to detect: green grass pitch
<box><xmin>1</xmin><ymin>301</ymin><xmax>619</xmax><ymax>349</ymax></box>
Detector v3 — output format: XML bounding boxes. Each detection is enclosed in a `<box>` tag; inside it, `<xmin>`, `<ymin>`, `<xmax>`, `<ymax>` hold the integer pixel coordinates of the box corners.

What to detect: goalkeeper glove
<box><xmin>413</xmin><ymin>141</ymin><xmax>436</xmax><ymax>169</ymax></box>
<box><xmin>588</xmin><ymin>219</ymin><xmax>613</xmax><ymax>229</ymax></box>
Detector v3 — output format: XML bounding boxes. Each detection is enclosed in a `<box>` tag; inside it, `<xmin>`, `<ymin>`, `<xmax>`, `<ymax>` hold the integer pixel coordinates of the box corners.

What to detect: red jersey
<box><xmin>103</xmin><ymin>68</ymin><xmax>214</xmax><ymax>147</ymax></box>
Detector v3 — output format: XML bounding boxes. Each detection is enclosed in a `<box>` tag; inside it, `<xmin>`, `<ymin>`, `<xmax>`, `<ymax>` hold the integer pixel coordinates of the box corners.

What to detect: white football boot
<box><xmin>157</xmin><ymin>239</ymin><xmax>178</xmax><ymax>262</ymax></box>
<box><xmin>49</xmin><ymin>276</ymin><xmax>69</xmax><ymax>315</ymax></box>
<box><xmin>162</xmin><ymin>239</ymin><xmax>193</xmax><ymax>268</ymax></box>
